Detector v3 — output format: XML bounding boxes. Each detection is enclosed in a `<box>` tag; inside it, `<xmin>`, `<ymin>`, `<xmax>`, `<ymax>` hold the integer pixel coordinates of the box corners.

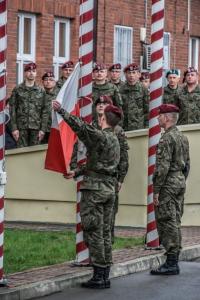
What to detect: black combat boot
<box><xmin>150</xmin><ymin>254</ymin><xmax>180</xmax><ymax>275</ymax></box>
<box><xmin>104</xmin><ymin>266</ymin><xmax>111</xmax><ymax>288</ymax></box>
<box><xmin>81</xmin><ymin>266</ymin><xmax>105</xmax><ymax>289</ymax></box>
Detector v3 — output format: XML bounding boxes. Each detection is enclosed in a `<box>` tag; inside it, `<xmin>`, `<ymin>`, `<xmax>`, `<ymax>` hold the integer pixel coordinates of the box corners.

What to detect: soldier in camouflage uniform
<box><xmin>177</xmin><ymin>67</ymin><xmax>200</xmax><ymax>125</ymax></box>
<box><xmin>163</xmin><ymin>69</ymin><xmax>181</xmax><ymax>105</ymax></box>
<box><xmin>140</xmin><ymin>71</ymin><xmax>150</xmax><ymax>91</ymax></box>
<box><xmin>151</xmin><ymin>104</ymin><xmax>190</xmax><ymax>276</ymax></box>
<box><xmin>56</xmin><ymin>60</ymin><xmax>74</xmax><ymax>90</ymax></box>
<box><xmin>53</xmin><ymin>100</ymin><xmax>122</xmax><ymax>289</ymax></box>
<box><xmin>42</xmin><ymin>71</ymin><xmax>59</xmax><ymax>143</ymax></box>
<box><xmin>108</xmin><ymin>63</ymin><xmax>125</xmax><ymax>90</ymax></box>
<box><xmin>9</xmin><ymin>62</ymin><xmax>49</xmax><ymax>147</ymax></box>
<box><xmin>120</xmin><ymin>63</ymin><xmax>149</xmax><ymax>131</ymax></box>
<box><xmin>94</xmin><ymin>95</ymin><xmax>129</xmax><ymax>243</ymax></box>
<box><xmin>92</xmin><ymin>63</ymin><xmax>122</xmax><ymax>109</ymax></box>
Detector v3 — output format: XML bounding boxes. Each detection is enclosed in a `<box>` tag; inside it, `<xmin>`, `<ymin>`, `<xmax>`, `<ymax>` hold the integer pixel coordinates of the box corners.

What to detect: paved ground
<box><xmin>4</xmin><ymin>222</ymin><xmax>200</xmax><ymax>289</ymax></box>
<box><xmin>35</xmin><ymin>261</ymin><xmax>200</xmax><ymax>300</ymax></box>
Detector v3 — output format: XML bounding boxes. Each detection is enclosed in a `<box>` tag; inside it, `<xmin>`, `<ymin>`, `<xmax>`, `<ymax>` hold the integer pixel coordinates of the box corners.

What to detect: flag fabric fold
<box><xmin>45</xmin><ymin>62</ymin><xmax>81</xmax><ymax>174</ymax></box>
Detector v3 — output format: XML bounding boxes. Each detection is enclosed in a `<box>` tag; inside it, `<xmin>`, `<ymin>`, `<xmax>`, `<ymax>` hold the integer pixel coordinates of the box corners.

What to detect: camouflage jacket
<box><xmin>177</xmin><ymin>84</ymin><xmax>200</xmax><ymax>125</ymax></box>
<box><xmin>56</xmin><ymin>77</ymin><xmax>66</xmax><ymax>90</ymax></box>
<box><xmin>110</xmin><ymin>80</ymin><xmax>125</xmax><ymax>90</ymax></box>
<box><xmin>9</xmin><ymin>82</ymin><xmax>49</xmax><ymax>132</ymax></box>
<box><xmin>163</xmin><ymin>85</ymin><xmax>181</xmax><ymax>105</ymax></box>
<box><xmin>71</xmin><ymin>122</ymin><xmax>129</xmax><ymax>183</ymax></box>
<box><xmin>45</xmin><ymin>87</ymin><xmax>59</xmax><ymax>132</ymax></box>
<box><xmin>153</xmin><ymin>126</ymin><xmax>190</xmax><ymax>194</ymax></box>
<box><xmin>59</xmin><ymin>109</ymin><xmax>120</xmax><ymax>190</ymax></box>
<box><xmin>92</xmin><ymin>82</ymin><xmax>122</xmax><ymax>107</ymax></box>
<box><xmin>120</xmin><ymin>81</ymin><xmax>149</xmax><ymax>131</ymax></box>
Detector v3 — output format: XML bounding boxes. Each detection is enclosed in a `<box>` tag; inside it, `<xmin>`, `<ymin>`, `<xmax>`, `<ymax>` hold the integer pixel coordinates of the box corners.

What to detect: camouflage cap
<box><xmin>166</xmin><ymin>69</ymin><xmax>179</xmax><ymax>78</ymax></box>
<box><xmin>42</xmin><ymin>71</ymin><xmax>55</xmax><ymax>80</ymax></box>
<box><xmin>24</xmin><ymin>62</ymin><xmax>37</xmax><ymax>72</ymax></box>
<box><xmin>95</xmin><ymin>95</ymin><xmax>113</xmax><ymax>106</ymax></box>
<box><xmin>108</xmin><ymin>63</ymin><xmax>121</xmax><ymax>71</ymax></box>
<box><xmin>61</xmin><ymin>60</ymin><xmax>74</xmax><ymax>69</ymax></box>
<box><xmin>93</xmin><ymin>62</ymin><xmax>107</xmax><ymax>71</ymax></box>
<box><xmin>140</xmin><ymin>71</ymin><xmax>150</xmax><ymax>80</ymax></box>
<box><xmin>104</xmin><ymin>104</ymin><xmax>122</xmax><ymax>119</ymax></box>
<box><xmin>124</xmin><ymin>63</ymin><xmax>140</xmax><ymax>72</ymax></box>
<box><xmin>158</xmin><ymin>104</ymin><xmax>179</xmax><ymax>114</ymax></box>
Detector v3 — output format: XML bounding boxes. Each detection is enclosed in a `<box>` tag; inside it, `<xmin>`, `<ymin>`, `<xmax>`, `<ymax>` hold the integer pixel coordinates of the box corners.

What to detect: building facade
<box><xmin>7</xmin><ymin>0</ymin><xmax>200</xmax><ymax>94</ymax></box>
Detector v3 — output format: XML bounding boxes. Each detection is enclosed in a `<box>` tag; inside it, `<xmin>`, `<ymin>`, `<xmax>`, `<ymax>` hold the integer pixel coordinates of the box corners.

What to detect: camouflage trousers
<box><xmin>17</xmin><ymin>129</ymin><xmax>41</xmax><ymax>148</ymax></box>
<box><xmin>80</xmin><ymin>189</ymin><xmax>115</xmax><ymax>267</ymax></box>
<box><xmin>111</xmin><ymin>191</ymin><xmax>119</xmax><ymax>244</ymax></box>
<box><xmin>155</xmin><ymin>186</ymin><xmax>185</xmax><ymax>256</ymax></box>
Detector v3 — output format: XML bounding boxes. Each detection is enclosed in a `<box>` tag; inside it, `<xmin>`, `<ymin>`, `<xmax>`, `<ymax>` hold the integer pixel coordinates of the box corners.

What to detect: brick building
<box><xmin>7</xmin><ymin>0</ymin><xmax>200</xmax><ymax>94</ymax></box>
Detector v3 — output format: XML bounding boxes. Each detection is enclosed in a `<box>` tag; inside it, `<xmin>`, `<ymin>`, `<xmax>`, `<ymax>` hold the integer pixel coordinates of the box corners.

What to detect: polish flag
<box><xmin>45</xmin><ymin>63</ymin><xmax>80</xmax><ymax>174</ymax></box>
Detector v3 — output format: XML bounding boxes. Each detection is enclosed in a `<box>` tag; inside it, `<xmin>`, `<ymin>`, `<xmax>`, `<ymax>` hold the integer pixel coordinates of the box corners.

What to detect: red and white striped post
<box><xmin>0</xmin><ymin>0</ymin><xmax>7</xmax><ymax>286</ymax></box>
<box><xmin>146</xmin><ymin>0</ymin><xmax>165</xmax><ymax>248</ymax></box>
<box><xmin>75</xmin><ymin>0</ymin><xmax>94</xmax><ymax>263</ymax></box>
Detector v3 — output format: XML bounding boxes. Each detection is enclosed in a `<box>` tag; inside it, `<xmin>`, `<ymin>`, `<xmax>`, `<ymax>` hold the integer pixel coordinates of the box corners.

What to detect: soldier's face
<box><xmin>93</xmin><ymin>69</ymin><xmax>107</xmax><ymax>81</ymax></box>
<box><xmin>110</xmin><ymin>70</ymin><xmax>121</xmax><ymax>81</ymax></box>
<box><xmin>158</xmin><ymin>113</ymin><xmax>166</xmax><ymax>127</ymax></box>
<box><xmin>96</xmin><ymin>101</ymin><xmax>109</xmax><ymax>114</ymax></box>
<box><xmin>125</xmin><ymin>70</ymin><xmax>139</xmax><ymax>84</ymax></box>
<box><xmin>62</xmin><ymin>68</ymin><xmax>73</xmax><ymax>79</ymax></box>
<box><xmin>141</xmin><ymin>79</ymin><xmax>150</xmax><ymax>89</ymax></box>
<box><xmin>167</xmin><ymin>74</ymin><xmax>179</xmax><ymax>87</ymax></box>
<box><xmin>186</xmin><ymin>72</ymin><xmax>198</xmax><ymax>85</ymax></box>
<box><xmin>43</xmin><ymin>77</ymin><xmax>56</xmax><ymax>90</ymax></box>
<box><xmin>25</xmin><ymin>69</ymin><xmax>37</xmax><ymax>80</ymax></box>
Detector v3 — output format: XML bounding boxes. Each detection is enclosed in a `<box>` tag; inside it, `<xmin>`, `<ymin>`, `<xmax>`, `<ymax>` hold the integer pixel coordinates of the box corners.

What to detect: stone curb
<box><xmin>0</xmin><ymin>244</ymin><xmax>200</xmax><ymax>300</ymax></box>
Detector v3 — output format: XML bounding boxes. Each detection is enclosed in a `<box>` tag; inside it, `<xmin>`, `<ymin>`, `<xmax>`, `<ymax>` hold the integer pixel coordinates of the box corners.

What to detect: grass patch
<box><xmin>4</xmin><ymin>229</ymin><xmax>143</xmax><ymax>274</ymax></box>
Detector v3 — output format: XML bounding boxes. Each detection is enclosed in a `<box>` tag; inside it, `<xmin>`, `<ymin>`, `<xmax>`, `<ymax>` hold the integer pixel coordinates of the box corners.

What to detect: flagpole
<box><xmin>75</xmin><ymin>0</ymin><xmax>94</xmax><ymax>264</ymax></box>
<box><xmin>0</xmin><ymin>0</ymin><xmax>7</xmax><ymax>286</ymax></box>
<box><xmin>146</xmin><ymin>0</ymin><xmax>164</xmax><ymax>248</ymax></box>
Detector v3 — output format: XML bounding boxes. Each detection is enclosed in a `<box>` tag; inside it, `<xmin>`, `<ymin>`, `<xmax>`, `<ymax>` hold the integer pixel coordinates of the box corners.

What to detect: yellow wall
<box><xmin>5</xmin><ymin>124</ymin><xmax>200</xmax><ymax>227</ymax></box>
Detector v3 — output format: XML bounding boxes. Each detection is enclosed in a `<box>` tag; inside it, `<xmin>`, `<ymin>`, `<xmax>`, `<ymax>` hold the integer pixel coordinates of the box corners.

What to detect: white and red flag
<box><xmin>45</xmin><ymin>62</ymin><xmax>81</xmax><ymax>174</ymax></box>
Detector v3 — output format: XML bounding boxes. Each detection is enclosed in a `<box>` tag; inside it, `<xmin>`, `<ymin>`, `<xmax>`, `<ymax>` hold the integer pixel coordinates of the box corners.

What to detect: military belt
<box><xmin>85</xmin><ymin>170</ymin><xmax>116</xmax><ymax>180</ymax></box>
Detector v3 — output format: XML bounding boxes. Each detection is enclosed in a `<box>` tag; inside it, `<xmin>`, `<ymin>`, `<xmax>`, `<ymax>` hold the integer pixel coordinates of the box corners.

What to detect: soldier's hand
<box><xmin>117</xmin><ymin>182</ymin><xmax>122</xmax><ymax>192</ymax></box>
<box><xmin>12</xmin><ymin>130</ymin><xmax>19</xmax><ymax>141</ymax></box>
<box><xmin>63</xmin><ymin>170</ymin><xmax>75</xmax><ymax>179</ymax></box>
<box><xmin>52</xmin><ymin>100</ymin><xmax>61</xmax><ymax>111</ymax></box>
<box><xmin>38</xmin><ymin>130</ymin><xmax>45</xmax><ymax>141</ymax></box>
<box><xmin>153</xmin><ymin>193</ymin><xmax>159</xmax><ymax>206</ymax></box>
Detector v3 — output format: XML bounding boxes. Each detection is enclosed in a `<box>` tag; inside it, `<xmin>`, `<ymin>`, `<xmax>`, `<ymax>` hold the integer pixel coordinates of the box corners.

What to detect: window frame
<box><xmin>53</xmin><ymin>18</ymin><xmax>70</xmax><ymax>80</ymax></box>
<box><xmin>113</xmin><ymin>25</ymin><xmax>133</xmax><ymax>70</ymax></box>
<box><xmin>17</xmin><ymin>13</ymin><xmax>36</xmax><ymax>84</ymax></box>
<box><xmin>189</xmin><ymin>37</ymin><xmax>199</xmax><ymax>69</ymax></box>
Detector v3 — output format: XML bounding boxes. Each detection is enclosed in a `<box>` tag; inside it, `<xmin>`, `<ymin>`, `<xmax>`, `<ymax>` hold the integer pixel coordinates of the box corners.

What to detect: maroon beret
<box><xmin>93</xmin><ymin>62</ymin><xmax>107</xmax><ymax>71</ymax></box>
<box><xmin>24</xmin><ymin>62</ymin><xmax>37</xmax><ymax>72</ymax></box>
<box><xmin>104</xmin><ymin>105</ymin><xmax>122</xmax><ymax>119</ymax></box>
<box><xmin>124</xmin><ymin>63</ymin><xmax>140</xmax><ymax>73</ymax></box>
<box><xmin>61</xmin><ymin>61</ymin><xmax>74</xmax><ymax>69</ymax></box>
<box><xmin>95</xmin><ymin>95</ymin><xmax>113</xmax><ymax>106</ymax></box>
<box><xmin>158</xmin><ymin>104</ymin><xmax>179</xmax><ymax>114</ymax></box>
<box><xmin>42</xmin><ymin>71</ymin><xmax>55</xmax><ymax>80</ymax></box>
<box><xmin>108</xmin><ymin>63</ymin><xmax>121</xmax><ymax>71</ymax></box>
<box><xmin>140</xmin><ymin>71</ymin><xmax>150</xmax><ymax>81</ymax></box>
<box><xmin>184</xmin><ymin>67</ymin><xmax>198</xmax><ymax>76</ymax></box>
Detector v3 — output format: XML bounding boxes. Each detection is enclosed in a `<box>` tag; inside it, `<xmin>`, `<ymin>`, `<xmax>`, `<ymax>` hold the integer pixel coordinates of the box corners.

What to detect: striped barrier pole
<box><xmin>146</xmin><ymin>0</ymin><xmax>164</xmax><ymax>248</ymax></box>
<box><xmin>75</xmin><ymin>0</ymin><xmax>94</xmax><ymax>263</ymax></box>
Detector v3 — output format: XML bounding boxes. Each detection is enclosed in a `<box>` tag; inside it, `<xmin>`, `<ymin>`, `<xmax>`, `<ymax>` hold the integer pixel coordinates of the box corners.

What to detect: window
<box><xmin>17</xmin><ymin>13</ymin><xmax>36</xmax><ymax>84</ymax></box>
<box><xmin>53</xmin><ymin>18</ymin><xmax>70</xmax><ymax>80</ymax></box>
<box><xmin>189</xmin><ymin>37</ymin><xmax>199</xmax><ymax>69</ymax></box>
<box><xmin>163</xmin><ymin>32</ymin><xmax>170</xmax><ymax>70</ymax></box>
<box><xmin>114</xmin><ymin>25</ymin><xmax>133</xmax><ymax>70</ymax></box>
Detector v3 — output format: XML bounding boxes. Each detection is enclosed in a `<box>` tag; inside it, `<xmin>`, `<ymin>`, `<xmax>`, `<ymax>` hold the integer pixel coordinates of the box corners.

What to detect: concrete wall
<box><xmin>5</xmin><ymin>124</ymin><xmax>200</xmax><ymax>227</ymax></box>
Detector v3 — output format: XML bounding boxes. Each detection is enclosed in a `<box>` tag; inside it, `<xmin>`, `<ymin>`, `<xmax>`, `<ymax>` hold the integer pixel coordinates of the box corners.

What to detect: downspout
<box><xmin>93</xmin><ymin>0</ymin><xmax>98</xmax><ymax>62</ymax></box>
